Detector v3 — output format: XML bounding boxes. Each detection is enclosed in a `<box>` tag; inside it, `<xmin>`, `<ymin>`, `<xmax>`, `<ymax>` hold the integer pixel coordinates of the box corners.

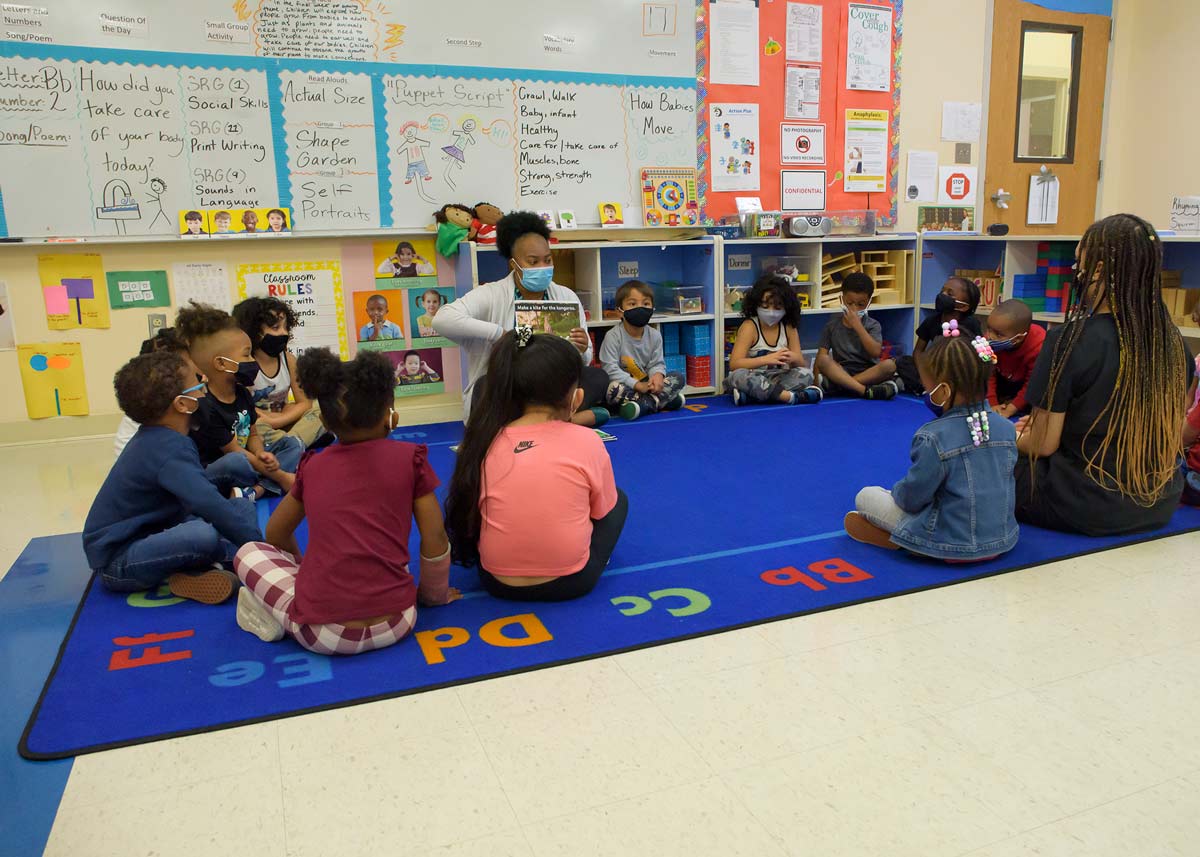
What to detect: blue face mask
<box><xmin>923</xmin><ymin>383</ymin><xmax>949</xmax><ymax>417</ymax></box>
<box><xmin>987</xmin><ymin>333</ymin><xmax>1024</xmax><ymax>352</ymax></box>
<box><xmin>516</xmin><ymin>263</ymin><xmax>553</xmax><ymax>292</ymax></box>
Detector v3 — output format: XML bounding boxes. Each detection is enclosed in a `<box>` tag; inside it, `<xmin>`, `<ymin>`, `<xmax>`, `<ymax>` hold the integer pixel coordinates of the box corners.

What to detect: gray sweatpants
<box><xmin>726</xmin><ymin>366</ymin><xmax>815</xmax><ymax>404</ymax></box>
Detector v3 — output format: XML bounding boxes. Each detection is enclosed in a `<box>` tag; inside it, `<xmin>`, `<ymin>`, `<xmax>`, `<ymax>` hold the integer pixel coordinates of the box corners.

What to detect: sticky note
<box><xmin>63</xmin><ymin>278</ymin><xmax>95</xmax><ymax>300</ymax></box>
<box><xmin>43</xmin><ymin>285</ymin><xmax>69</xmax><ymax>315</ymax></box>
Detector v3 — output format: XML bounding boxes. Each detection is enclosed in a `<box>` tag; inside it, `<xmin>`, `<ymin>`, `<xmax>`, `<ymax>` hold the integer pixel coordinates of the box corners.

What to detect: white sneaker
<box><xmin>236</xmin><ymin>587</ymin><xmax>284</xmax><ymax>642</ymax></box>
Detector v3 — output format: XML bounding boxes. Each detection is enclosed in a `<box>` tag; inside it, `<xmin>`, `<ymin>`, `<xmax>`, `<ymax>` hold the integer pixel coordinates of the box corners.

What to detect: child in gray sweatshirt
<box><xmin>599</xmin><ymin>281</ymin><xmax>686</xmax><ymax>421</ymax></box>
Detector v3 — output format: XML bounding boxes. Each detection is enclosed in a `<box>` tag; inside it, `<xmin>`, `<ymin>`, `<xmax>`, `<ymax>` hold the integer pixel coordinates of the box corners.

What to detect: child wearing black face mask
<box><xmin>176</xmin><ymin>302</ymin><xmax>302</xmax><ymax>499</ymax></box>
<box><xmin>599</xmin><ymin>280</ymin><xmax>686</xmax><ymax>420</ymax></box>
<box><xmin>894</xmin><ymin>276</ymin><xmax>982</xmax><ymax>395</ymax></box>
<box><xmin>233</xmin><ymin>296</ymin><xmax>328</xmax><ymax>449</ymax></box>
<box><xmin>727</xmin><ymin>274</ymin><xmax>821</xmax><ymax>406</ymax></box>
<box><xmin>83</xmin><ymin>351</ymin><xmax>262</xmax><ymax>602</ymax></box>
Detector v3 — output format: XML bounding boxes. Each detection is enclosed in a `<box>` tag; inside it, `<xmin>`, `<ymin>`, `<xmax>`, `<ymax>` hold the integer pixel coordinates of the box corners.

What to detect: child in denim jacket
<box><xmin>844</xmin><ymin>326</ymin><xmax>1018</xmax><ymax>561</ymax></box>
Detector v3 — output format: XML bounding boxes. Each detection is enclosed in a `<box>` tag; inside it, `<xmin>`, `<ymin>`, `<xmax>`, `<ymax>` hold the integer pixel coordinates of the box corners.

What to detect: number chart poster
<box><xmin>236</xmin><ymin>261</ymin><xmax>348</xmax><ymax>359</ymax></box>
<box><xmin>697</xmin><ymin>0</ymin><xmax>903</xmax><ymax>225</ymax></box>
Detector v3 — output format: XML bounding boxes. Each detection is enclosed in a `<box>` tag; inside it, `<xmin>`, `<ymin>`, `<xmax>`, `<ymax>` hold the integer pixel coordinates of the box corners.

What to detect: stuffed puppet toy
<box><xmin>472</xmin><ymin>201</ymin><xmax>503</xmax><ymax>244</ymax></box>
<box><xmin>434</xmin><ymin>203</ymin><xmax>476</xmax><ymax>257</ymax></box>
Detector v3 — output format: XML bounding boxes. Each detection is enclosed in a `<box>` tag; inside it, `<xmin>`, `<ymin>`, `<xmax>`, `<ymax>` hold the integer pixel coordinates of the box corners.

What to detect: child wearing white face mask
<box><xmin>233</xmin><ymin>348</ymin><xmax>458</xmax><ymax>655</ymax></box>
<box><xmin>815</xmin><ymin>272</ymin><xmax>900</xmax><ymax>399</ymax></box>
<box><xmin>727</xmin><ymin>274</ymin><xmax>822</xmax><ymax>406</ymax></box>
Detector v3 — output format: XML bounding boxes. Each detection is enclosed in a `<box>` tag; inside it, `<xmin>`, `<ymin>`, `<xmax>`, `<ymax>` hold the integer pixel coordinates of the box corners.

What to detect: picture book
<box><xmin>514</xmin><ymin>301</ymin><xmax>584</xmax><ymax>340</ymax></box>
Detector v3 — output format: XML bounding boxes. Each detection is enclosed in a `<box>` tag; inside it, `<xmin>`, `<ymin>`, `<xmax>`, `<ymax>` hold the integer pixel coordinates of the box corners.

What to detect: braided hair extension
<box><xmin>1029</xmin><ymin>213</ymin><xmax>1187</xmax><ymax>506</ymax></box>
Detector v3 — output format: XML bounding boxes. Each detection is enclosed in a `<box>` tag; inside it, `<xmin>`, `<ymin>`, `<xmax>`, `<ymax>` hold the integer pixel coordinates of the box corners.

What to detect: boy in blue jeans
<box><xmin>600</xmin><ymin>280</ymin><xmax>686</xmax><ymax>420</ymax></box>
<box><xmin>176</xmin><ymin>302</ymin><xmax>302</xmax><ymax>497</ymax></box>
<box><xmin>83</xmin><ymin>351</ymin><xmax>263</xmax><ymax>603</ymax></box>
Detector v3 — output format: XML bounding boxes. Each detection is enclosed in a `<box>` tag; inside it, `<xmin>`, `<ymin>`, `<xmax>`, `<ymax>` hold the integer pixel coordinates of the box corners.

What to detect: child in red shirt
<box><xmin>233</xmin><ymin>349</ymin><xmax>458</xmax><ymax>655</ymax></box>
<box><xmin>445</xmin><ymin>327</ymin><xmax>628</xmax><ymax>602</ymax></box>
<box><xmin>985</xmin><ymin>299</ymin><xmax>1046</xmax><ymax>418</ymax></box>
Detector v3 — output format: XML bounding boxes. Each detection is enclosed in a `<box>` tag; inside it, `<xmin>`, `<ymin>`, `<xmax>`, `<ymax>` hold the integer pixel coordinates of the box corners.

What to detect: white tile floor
<box><xmin>6</xmin><ymin>437</ymin><xmax>1200</xmax><ymax>857</ymax></box>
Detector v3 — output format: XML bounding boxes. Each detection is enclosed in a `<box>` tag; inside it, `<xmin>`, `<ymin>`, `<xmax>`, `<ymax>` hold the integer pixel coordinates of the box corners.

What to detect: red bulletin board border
<box><xmin>696</xmin><ymin>0</ymin><xmax>904</xmax><ymax>225</ymax></box>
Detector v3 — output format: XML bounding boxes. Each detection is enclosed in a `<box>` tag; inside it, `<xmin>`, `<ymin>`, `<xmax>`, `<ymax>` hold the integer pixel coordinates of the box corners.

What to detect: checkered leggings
<box><xmin>234</xmin><ymin>542</ymin><xmax>417</xmax><ymax>656</ymax></box>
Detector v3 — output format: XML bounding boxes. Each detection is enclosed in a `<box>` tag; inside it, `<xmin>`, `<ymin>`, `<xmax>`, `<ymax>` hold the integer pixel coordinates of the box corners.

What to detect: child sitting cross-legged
<box><xmin>83</xmin><ymin>351</ymin><xmax>262</xmax><ymax>603</ymax></box>
<box><xmin>446</xmin><ymin>328</ymin><xmax>629</xmax><ymax>602</ymax></box>
<box><xmin>176</xmin><ymin>302</ymin><xmax>303</xmax><ymax>499</ymax></box>
<box><xmin>844</xmin><ymin>329</ymin><xmax>1018</xmax><ymax>562</ymax></box>
<box><xmin>815</xmin><ymin>272</ymin><xmax>900</xmax><ymax>399</ymax></box>
<box><xmin>233</xmin><ymin>348</ymin><xmax>459</xmax><ymax>655</ymax></box>
<box><xmin>600</xmin><ymin>280</ymin><xmax>686</xmax><ymax>420</ymax></box>
<box><xmin>727</xmin><ymin>274</ymin><xmax>822</xmax><ymax>406</ymax></box>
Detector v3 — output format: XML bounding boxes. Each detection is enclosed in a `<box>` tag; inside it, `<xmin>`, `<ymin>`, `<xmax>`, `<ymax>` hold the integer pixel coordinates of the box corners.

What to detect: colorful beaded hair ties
<box><xmin>971</xmin><ymin>336</ymin><xmax>996</xmax><ymax>363</ymax></box>
<box><xmin>967</xmin><ymin>410</ymin><xmax>990</xmax><ymax>447</ymax></box>
<box><xmin>941</xmin><ymin>319</ymin><xmax>960</xmax><ymax>337</ymax></box>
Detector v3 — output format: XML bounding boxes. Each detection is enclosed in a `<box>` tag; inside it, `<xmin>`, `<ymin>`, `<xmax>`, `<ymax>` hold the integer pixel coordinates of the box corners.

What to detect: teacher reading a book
<box><xmin>434</xmin><ymin>211</ymin><xmax>611</xmax><ymax>426</ymax></box>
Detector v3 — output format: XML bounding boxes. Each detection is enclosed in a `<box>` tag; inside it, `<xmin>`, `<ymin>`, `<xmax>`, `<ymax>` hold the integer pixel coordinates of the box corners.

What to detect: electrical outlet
<box><xmin>147</xmin><ymin>313</ymin><xmax>167</xmax><ymax>338</ymax></box>
<box><xmin>955</xmin><ymin>143</ymin><xmax>972</xmax><ymax>164</ymax></box>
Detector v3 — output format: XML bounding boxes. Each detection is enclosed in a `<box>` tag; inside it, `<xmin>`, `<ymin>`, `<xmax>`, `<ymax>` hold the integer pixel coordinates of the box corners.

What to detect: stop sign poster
<box><xmin>780</xmin><ymin>123</ymin><xmax>825</xmax><ymax>166</ymax></box>
<box><xmin>938</xmin><ymin>165</ymin><xmax>978</xmax><ymax>205</ymax></box>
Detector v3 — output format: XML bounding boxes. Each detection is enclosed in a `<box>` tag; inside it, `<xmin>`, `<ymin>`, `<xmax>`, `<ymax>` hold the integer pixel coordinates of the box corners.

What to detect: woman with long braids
<box><xmin>1015</xmin><ymin>213</ymin><xmax>1193</xmax><ymax>535</ymax></box>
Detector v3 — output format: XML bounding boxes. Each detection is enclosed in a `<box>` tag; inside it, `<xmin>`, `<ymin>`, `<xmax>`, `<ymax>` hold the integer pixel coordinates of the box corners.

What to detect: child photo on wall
<box><xmin>409</xmin><ymin>286</ymin><xmax>455</xmax><ymax>346</ymax></box>
<box><xmin>389</xmin><ymin>348</ymin><xmax>445</xmax><ymax>397</ymax></box>
<box><xmin>373</xmin><ymin>238</ymin><xmax>438</xmax><ymax>282</ymax></box>
<box><xmin>354</xmin><ymin>291</ymin><xmax>405</xmax><ymax>351</ymax></box>
<box><xmin>178</xmin><ymin>209</ymin><xmax>209</xmax><ymax>238</ymax></box>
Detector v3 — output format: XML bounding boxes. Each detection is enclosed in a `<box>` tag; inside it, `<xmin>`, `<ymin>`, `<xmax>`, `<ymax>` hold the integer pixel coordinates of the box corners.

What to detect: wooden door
<box><xmin>984</xmin><ymin>0</ymin><xmax>1110</xmax><ymax>235</ymax></box>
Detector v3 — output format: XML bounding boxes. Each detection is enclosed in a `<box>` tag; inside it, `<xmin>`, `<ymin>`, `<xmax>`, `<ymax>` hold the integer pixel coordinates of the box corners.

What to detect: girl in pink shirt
<box><xmin>233</xmin><ymin>348</ymin><xmax>459</xmax><ymax>655</ymax></box>
<box><xmin>445</xmin><ymin>329</ymin><xmax>628</xmax><ymax>601</ymax></box>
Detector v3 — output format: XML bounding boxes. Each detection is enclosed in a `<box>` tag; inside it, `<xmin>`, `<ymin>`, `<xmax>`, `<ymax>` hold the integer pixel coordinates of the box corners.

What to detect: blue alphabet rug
<box><xmin>17</xmin><ymin>397</ymin><xmax>1200</xmax><ymax>758</ymax></box>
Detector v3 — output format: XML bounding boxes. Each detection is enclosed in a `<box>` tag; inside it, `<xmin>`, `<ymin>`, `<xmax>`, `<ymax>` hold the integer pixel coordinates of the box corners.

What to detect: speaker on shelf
<box><xmin>987</xmin><ymin>223</ymin><xmax>1010</xmax><ymax>236</ymax></box>
<box><xmin>783</xmin><ymin>215</ymin><xmax>832</xmax><ymax>237</ymax></box>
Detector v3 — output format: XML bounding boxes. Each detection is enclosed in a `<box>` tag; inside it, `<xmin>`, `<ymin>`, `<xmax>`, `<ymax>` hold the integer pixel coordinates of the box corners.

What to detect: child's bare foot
<box><xmin>843</xmin><ymin>512</ymin><xmax>899</xmax><ymax>550</ymax></box>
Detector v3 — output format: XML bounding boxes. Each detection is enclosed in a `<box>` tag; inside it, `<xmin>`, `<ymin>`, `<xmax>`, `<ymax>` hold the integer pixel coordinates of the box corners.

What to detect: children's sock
<box><xmin>590</xmin><ymin>406</ymin><xmax>610</xmax><ymax>428</ymax></box>
<box><xmin>864</xmin><ymin>380</ymin><xmax>898</xmax><ymax>400</ymax></box>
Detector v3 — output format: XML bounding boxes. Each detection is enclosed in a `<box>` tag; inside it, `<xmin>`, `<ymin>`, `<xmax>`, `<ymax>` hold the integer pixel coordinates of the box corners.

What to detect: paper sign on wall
<box><xmin>938</xmin><ymin>165</ymin><xmax>977</xmax><ymax>205</ymax></box>
<box><xmin>784</xmin><ymin>65</ymin><xmax>820</xmax><ymax>120</ymax></box>
<box><xmin>846</xmin><ymin>3</ymin><xmax>893</xmax><ymax>92</ymax></box>
<box><xmin>710</xmin><ymin>103</ymin><xmax>760</xmax><ymax>192</ymax></box>
<box><xmin>38</xmin><ymin>254</ymin><xmax>110</xmax><ymax>330</ymax></box>
<box><xmin>941</xmin><ymin>102</ymin><xmax>982</xmax><ymax>143</ymax></box>
<box><xmin>905</xmin><ymin>150</ymin><xmax>938</xmax><ymax>202</ymax></box>
<box><xmin>781</xmin><ymin>170</ymin><xmax>826</xmax><ymax>211</ymax></box>
<box><xmin>1169</xmin><ymin>196</ymin><xmax>1200</xmax><ymax>235</ymax></box>
<box><xmin>843</xmin><ymin>109</ymin><xmax>888</xmax><ymax>193</ymax></box>
<box><xmin>18</xmin><ymin>342</ymin><xmax>88</xmax><ymax>419</ymax></box>
<box><xmin>781</xmin><ymin>123</ymin><xmax>825</xmax><ymax>165</ymax></box>
<box><xmin>710</xmin><ymin>0</ymin><xmax>759</xmax><ymax>86</ymax></box>
<box><xmin>0</xmin><ymin>282</ymin><xmax>15</xmax><ymax>351</ymax></box>
<box><xmin>106</xmin><ymin>270</ymin><xmax>170</xmax><ymax>309</ymax></box>
<box><xmin>237</xmin><ymin>261</ymin><xmax>348</xmax><ymax>359</ymax></box>
<box><xmin>786</xmin><ymin>2</ymin><xmax>822</xmax><ymax>63</ymax></box>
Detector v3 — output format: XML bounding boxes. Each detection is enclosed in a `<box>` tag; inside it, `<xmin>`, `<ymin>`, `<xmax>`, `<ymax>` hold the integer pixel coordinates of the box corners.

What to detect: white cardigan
<box><xmin>432</xmin><ymin>272</ymin><xmax>592</xmax><ymax>418</ymax></box>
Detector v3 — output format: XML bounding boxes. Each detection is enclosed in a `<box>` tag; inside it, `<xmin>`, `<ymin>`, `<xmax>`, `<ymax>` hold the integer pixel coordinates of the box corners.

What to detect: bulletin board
<box><xmin>697</xmin><ymin>0</ymin><xmax>903</xmax><ymax>225</ymax></box>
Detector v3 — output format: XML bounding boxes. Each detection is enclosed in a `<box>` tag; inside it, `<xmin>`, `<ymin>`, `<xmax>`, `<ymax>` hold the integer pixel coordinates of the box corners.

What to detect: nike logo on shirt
<box><xmin>513</xmin><ymin>441</ymin><xmax>537</xmax><ymax>454</ymax></box>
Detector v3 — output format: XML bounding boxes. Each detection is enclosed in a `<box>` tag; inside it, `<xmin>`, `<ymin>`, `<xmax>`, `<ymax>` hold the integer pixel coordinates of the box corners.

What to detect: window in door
<box><xmin>1014</xmin><ymin>23</ymin><xmax>1082</xmax><ymax>162</ymax></box>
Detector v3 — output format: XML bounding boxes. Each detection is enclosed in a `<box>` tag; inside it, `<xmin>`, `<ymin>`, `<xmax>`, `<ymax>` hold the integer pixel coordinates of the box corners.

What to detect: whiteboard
<box><xmin>0</xmin><ymin>0</ymin><xmax>697</xmax><ymax>237</ymax></box>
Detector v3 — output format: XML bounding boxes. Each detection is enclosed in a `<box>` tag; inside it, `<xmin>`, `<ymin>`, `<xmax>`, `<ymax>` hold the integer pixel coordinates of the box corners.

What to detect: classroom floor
<box><xmin>4</xmin><ymin>435</ymin><xmax>1200</xmax><ymax>857</ymax></box>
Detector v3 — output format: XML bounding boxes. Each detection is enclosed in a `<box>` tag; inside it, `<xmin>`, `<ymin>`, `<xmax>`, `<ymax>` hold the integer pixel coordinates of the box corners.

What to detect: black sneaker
<box><xmin>865</xmin><ymin>381</ymin><xmax>898</xmax><ymax>400</ymax></box>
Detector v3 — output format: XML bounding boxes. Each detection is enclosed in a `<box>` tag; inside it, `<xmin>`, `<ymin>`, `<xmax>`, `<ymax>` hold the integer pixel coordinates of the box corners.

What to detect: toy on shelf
<box><xmin>472</xmin><ymin>202</ymin><xmax>502</xmax><ymax>244</ymax></box>
<box><xmin>433</xmin><ymin>203</ymin><xmax>476</xmax><ymax>257</ymax></box>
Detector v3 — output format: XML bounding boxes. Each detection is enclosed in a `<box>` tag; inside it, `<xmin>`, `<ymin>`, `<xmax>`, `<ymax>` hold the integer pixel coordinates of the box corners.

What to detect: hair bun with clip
<box><xmin>941</xmin><ymin>319</ymin><xmax>960</xmax><ymax>338</ymax></box>
<box><xmin>514</xmin><ymin>325</ymin><xmax>533</xmax><ymax>348</ymax></box>
<box><xmin>971</xmin><ymin>335</ymin><xmax>996</xmax><ymax>363</ymax></box>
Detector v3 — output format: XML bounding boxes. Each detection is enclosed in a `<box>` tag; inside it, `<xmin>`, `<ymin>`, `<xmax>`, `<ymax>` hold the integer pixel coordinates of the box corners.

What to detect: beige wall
<box><xmin>894</xmin><ymin>0</ymin><xmax>991</xmax><ymax>232</ymax></box>
<box><xmin>1099</xmin><ymin>0</ymin><xmax>1200</xmax><ymax>228</ymax></box>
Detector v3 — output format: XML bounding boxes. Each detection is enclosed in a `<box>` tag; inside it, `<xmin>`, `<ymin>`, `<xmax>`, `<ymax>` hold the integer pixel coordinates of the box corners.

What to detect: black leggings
<box><xmin>478</xmin><ymin>488</ymin><xmax>629</xmax><ymax>602</ymax></box>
